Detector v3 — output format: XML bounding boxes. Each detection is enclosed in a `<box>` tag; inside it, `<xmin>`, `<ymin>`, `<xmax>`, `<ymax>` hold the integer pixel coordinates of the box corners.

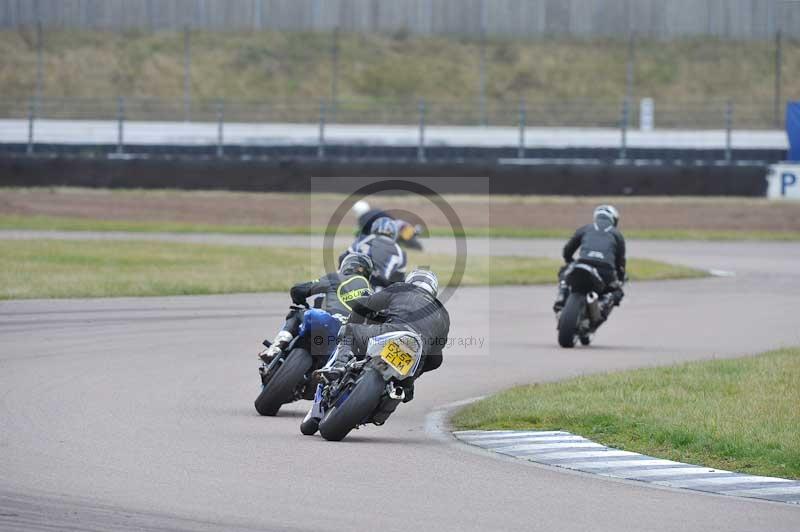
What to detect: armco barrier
<box><xmin>0</xmin><ymin>155</ymin><xmax>768</xmax><ymax>196</ymax></box>
<box><xmin>0</xmin><ymin>143</ymin><xmax>786</xmax><ymax>164</ymax></box>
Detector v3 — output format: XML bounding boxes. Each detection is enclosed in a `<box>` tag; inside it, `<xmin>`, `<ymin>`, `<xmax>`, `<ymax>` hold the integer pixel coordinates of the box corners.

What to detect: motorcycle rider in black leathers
<box><xmin>351</xmin><ymin>200</ymin><xmax>423</xmax><ymax>249</ymax></box>
<box><xmin>340</xmin><ymin>217</ymin><xmax>407</xmax><ymax>289</ymax></box>
<box><xmin>323</xmin><ymin>269</ymin><xmax>449</xmax><ymax>402</ymax></box>
<box><xmin>259</xmin><ymin>253</ymin><xmax>374</xmax><ymax>363</ymax></box>
<box><xmin>351</xmin><ymin>200</ymin><xmax>392</xmax><ymax>238</ymax></box>
<box><xmin>553</xmin><ymin>205</ymin><xmax>626</xmax><ymax>319</ymax></box>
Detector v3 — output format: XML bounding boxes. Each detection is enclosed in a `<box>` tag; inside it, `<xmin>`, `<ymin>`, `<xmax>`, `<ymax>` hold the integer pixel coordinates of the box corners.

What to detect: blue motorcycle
<box><xmin>254</xmin><ymin>306</ymin><xmax>342</xmax><ymax>416</ymax></box>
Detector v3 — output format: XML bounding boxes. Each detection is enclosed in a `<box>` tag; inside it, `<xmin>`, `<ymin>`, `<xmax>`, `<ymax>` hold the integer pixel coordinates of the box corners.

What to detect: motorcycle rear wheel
<box><xmin>319</xmin><ymin>368</ymin><xmax>385</xmax><ymax>442</ymax></box>
<box><xmin>558</xmin><ymin>293</ymin><xmax>584</xmax><ymax>348</ymax></box>
<box><xmin>254</xmin><ymin>348</ymin><xmax>312</xmax><ymax>416</ymax></box>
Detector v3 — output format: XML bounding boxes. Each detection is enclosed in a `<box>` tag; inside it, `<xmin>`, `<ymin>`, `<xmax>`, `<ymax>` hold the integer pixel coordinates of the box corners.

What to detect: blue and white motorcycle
<box><xmin>254</xmin><ymin>306</ymin><xmax>342</xmax><ymax>416</ymax></box>
<box><xmin>300</xmin><ymin>329</ymin><xmax>424</xmax><ymax>441</ymax></box>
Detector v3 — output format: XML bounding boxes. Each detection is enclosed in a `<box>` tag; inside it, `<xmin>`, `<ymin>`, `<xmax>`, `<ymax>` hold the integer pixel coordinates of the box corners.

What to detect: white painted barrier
<box><xmin>766</xmin><ymin>163</ymin><xmax>800</xmax><ymax>200</ymax></box>
<box><xmin>640</xmin><ymin>98</ymin><xmax>654</xmax><ymax>131</ymax></box>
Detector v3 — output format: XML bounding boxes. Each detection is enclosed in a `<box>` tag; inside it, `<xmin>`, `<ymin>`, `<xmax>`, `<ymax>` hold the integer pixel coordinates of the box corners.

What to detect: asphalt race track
<box><xmin>1</xmin><ymin>239</ymin><xmax>800</xmax><ymax>531</ymax></box>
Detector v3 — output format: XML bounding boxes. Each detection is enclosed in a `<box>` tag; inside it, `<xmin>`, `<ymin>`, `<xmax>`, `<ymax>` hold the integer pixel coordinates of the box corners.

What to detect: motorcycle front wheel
<box><xmin>254</xmin><ymin>348</ymin><xmax>312</xmax><ymax>416</ymax></box>
<box><xmin>558</xmin><ymin>293</ymin><xmax>585</xmax><ymax>348</ymax></box>
<box><xmin>319</xmin><ymin>368</ymin><xmax>385</xmax><ymax>442</ymax></box>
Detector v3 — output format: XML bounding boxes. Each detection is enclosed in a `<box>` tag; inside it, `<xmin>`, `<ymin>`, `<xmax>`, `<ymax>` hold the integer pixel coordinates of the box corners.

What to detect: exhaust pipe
<box><xmin>586</xmin><ymin>292</ymin><xmax>602</xmax><ymax>322</ymax></box>
<box><xmin>388</xmin><ymin>382</ymin><xmax>405</xmax><ymax>401</ymax></box>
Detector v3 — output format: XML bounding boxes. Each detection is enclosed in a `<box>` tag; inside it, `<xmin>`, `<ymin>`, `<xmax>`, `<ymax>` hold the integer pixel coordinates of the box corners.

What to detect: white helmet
<box><xmin>352</xmin><ymin>200</ymin><xmax>371</xmax><ymax>218</ymax></box>
<box><xmin>593</xmin><ymin>204</ymin><xmax>620</xmax><ymax>227</ymax></box>
<box><xmin>406</xmin><ymin>269</ymin><xmax>439</xmax><ymax>297</ymax></box>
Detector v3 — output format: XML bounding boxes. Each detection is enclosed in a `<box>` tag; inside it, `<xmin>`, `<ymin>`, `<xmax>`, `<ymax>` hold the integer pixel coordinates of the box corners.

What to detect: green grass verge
<box><xmin>0</xmin><ymin>215</ymin><xmax>319</xmax><ymax>235</ymax></box>
<box><xmin>452</xmin><ymin>348</ymin><xmax>800</xmax><ymax>479</ymax></box>
<box><xmin>3</xmin><ymin>215</ymin><xmax>800</xmax><ymax>241</ymax></box>
<box><xmin>0</xmin><ymin>240</ymin><xmax>704</xmax><ymax>300</ymax></box>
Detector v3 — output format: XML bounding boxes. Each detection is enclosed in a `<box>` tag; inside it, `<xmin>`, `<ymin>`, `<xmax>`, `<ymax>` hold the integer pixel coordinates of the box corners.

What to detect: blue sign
<box><xmin>787</xmin><ymin>102</ymin><xmax>800</xmax><ymax>161</ymax></box>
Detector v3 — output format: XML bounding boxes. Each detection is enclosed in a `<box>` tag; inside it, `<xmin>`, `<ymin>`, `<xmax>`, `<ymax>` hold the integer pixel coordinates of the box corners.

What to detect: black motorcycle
<box><xmin>556</xmin><ymin>262</ymin><xmax>619</xmax><ymax>348</ymax></box>
<box><xmin>254</xmin><ymin>304</ymin><xmax>341</xmax><ymax>416</ymax></box>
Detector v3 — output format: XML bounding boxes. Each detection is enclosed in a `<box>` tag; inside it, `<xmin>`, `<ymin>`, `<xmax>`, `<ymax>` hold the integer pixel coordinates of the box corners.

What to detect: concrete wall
<box><xmin>1</xmin><ymin>0</ymin><xmax>797</xmax><ymax>40</ymax></box>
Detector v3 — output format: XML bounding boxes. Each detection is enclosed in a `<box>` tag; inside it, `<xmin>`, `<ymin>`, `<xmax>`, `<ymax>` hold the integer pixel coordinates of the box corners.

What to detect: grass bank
<box><xmin>2</xmin><ymin>30</ymin><xmax>796</xmax><ymax>122</ymax></box>
<box><xmin>0</xmin><ymin>239</ymin><xmax>704</xmax><ymax>299</ymax></box>
<box><xmin>452</xmin><ymin>348</ymin><xmax>800</xmax><ymax>479</ymax></box>
<box><xmin>3</xmin><ymin>215</ymin><xmax>800</xmax><ymax>241</ymax></box>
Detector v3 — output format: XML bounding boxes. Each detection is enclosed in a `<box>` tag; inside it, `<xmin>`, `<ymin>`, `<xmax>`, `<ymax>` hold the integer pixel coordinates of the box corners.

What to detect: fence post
<box><xmin>183</xmin><ymin>25</ymin><xmax>191</xmax><ymax>122</ymax></box>
<box><xmin>478</xmin><ymin>0</ymin><xmax>487</xmax><ymax>127</ymax></box>
<box><xmin>725</xmin><ymin>101</ymin><xmax>733</xmax><ymax>164</ymax></box>
<box><xmin>116</xmin><ymin>96</ymin><xmax>125</xmax><ymax>155</ymax></box>
<box><xmin>518</xmin><ymin>99</ymin><xmax>526</xmax><ymax>159</ymax></box>
<box><xmin>216</xmin><ymin>99</ymin><xmax>224</xmax><ymax>158</ymax></box>
<box><xmin>418</xmin><ymin>99</ymin><xmax>426</xmax><ymax>162</ymax></box>
<box><xmin>35</xmin><ymin>20</ymin><xmax>43</xmax><ymax>114</ymax></box>
<box><xmin>775</xmin><ymin>29</ymin><xmax>782</xmax><ymax>128</ymax></box>
<box><xmin>625</xmin><ymin>32</ymin><xmax>635</xmax><ymax>117</ymax></box>
<box><xmin>619</xmin><ymin>98</ymin><xmax>629</xmax><ymax>160</ymax></box>
<box><xmin>330</xmin><ymin>26</ymin><xmax>339</xmax><ymax>122</ymax></box>
<box><xmin>318</xmin><ymin>100</ymin><xmax>326</xmax><ymax>159</ymax></box>
<box><xmin>27</xmin><ymin>97</ymin><xmax>35</xmax><ymax>155</ymax></box>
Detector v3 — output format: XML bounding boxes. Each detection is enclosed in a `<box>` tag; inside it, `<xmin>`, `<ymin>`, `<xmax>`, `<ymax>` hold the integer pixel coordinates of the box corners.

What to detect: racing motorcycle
<box><xmin>300</xmin><ymin>330</ymin><xmax>423</xmax><ymax>441</ymax></box>
<box><xmin>254</xmin><ymin>304</ymin><xmax>341</xmax><ymax>416</ymax></box>
<box><xmin>394</xmin><ymin>219</ymin><xmax>424</xmax><ymax>250</ymax></box>
<box><xmin>556</xmin><ymin>261</ymin><xmax>618</xmax><ymax>348</ymax></box>
<box><xmin>355</xmin><ymin>214</ymin><xmax>424</xmax><ymax>250</ymax></box>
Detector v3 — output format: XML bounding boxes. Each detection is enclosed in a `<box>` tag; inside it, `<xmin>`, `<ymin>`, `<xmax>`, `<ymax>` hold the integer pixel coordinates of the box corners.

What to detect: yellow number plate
<box><xmin>380</xmin><ymin>341</ymin><xmax>415</xmax><ymax>376</ymax></box>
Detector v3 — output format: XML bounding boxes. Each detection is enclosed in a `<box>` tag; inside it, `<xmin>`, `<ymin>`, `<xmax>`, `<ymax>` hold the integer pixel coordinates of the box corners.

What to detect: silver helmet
<box><xmin>593</xmin><ymin>204</ymin><xmax>620</xmax><ymax>227</ymax></box>
<box><xmin>371</xmin><ymin>217</ymin><xmax>398</xmax><ymax>241</ymax></box>
<box><xmin>406</xmin><ymin>269</ymin><xmax>439</xmax><ymax>297</ymax></box>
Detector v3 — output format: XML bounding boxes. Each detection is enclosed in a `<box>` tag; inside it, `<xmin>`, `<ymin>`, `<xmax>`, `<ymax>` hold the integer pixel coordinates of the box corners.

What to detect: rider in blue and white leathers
<box><xmin>340</xmin><ymin>217</ymin><xmax>406</xmax><ymax>289</ymax></box>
